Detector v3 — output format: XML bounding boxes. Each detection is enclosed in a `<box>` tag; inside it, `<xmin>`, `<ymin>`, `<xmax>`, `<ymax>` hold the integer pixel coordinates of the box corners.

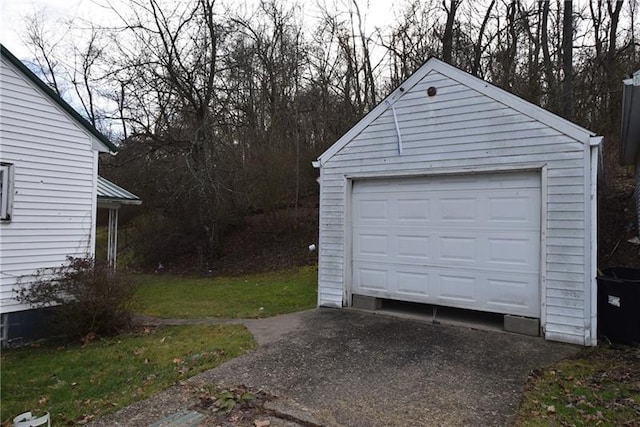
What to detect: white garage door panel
<box><xmin>352</xmin><ymin>172</ymin><xmax>541</xmax><ymax>317</ymax></box>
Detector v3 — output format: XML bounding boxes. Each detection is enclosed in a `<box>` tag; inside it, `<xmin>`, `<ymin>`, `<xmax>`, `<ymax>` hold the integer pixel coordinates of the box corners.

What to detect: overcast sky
<box><xmin>2</xmin><ymin>0</ymin><xmax>92</xmax><ymax>57</ymax></box>
<box><xmin>0</xmin><ymin>0</ymin><xmax>398</xmax><ymax>61</ymax></box>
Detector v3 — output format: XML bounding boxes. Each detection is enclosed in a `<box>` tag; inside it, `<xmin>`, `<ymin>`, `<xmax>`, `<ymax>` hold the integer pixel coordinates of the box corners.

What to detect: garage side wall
<box><xmin>318</xmin><ymin>69</ymin><xmax>590</xmax><ymax>345</ymax></box>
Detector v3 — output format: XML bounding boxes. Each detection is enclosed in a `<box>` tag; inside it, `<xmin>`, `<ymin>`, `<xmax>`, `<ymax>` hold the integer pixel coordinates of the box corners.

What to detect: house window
<box><xmin>0</xmin><ymin>163</ymin><xmax>13</xmax><ymax>221</ymax></box>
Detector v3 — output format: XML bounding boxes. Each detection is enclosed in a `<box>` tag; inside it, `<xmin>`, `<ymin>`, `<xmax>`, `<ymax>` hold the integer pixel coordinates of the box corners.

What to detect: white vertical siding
<box><xmin>318</xmin><ymin>67</ymin><xmax>595</xmax><ymax>345</ymax></box>
<box><xmin>0</xmin><ymin>56</ymin><xmax>98</xmax><ymax>313</ymax></box>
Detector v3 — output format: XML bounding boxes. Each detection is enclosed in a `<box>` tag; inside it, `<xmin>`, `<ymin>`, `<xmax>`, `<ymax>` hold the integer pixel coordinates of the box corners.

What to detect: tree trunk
<box><xmin>442</xmin><ymin>0</ymin><xmax>460</xmax><ymax>64</ymax></box>
<box><xmin>562</xmin><ymin>0</ymin><xmax>574</xmax><ymax>120</ymax></box>
<box><xmin>540</xmin><ymin>0</ymin><xmax>557</xmax><ymax>112</ymax></box>
<box><xmin>472</xmin><ymin>0</ymin><xmax>495</xmax><ymax>76</ymax></box>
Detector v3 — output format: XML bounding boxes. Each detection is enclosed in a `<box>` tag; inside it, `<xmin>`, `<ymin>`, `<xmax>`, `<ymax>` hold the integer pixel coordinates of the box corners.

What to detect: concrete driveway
<box><xmin>91</xmin><ymin>308</ymin><xmax>577</xmax><ymax>426</ymax></box>
<box><xmin>199</xmin><ymin>308</ymin><xmax>576</xmax><ymax>426</ymax></box>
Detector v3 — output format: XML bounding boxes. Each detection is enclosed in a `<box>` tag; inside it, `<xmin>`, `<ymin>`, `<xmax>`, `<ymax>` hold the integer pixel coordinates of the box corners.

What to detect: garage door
<box><xmin>352</xmin><ymin>171</ymin><xmax>541</xmax><ymax>317</ymax></box>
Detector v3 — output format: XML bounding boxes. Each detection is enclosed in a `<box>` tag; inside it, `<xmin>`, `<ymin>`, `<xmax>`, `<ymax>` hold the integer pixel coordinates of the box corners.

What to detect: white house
<box><xmin>314</xmin><ymin>58</ymin><xmax>601</xmax><ymax>346</ymax></box>
<box><xmin>0</xmin><ymin>45</ymin><xmax>136</xmax><ymax>344</ymax></box>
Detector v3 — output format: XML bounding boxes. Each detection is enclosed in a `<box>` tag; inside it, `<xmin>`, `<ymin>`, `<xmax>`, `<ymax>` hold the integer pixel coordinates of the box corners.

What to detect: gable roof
<box><xmin>0</xmin><ymin>44</ymin><xmax>117</xmax><ymax>153</ymax></box>
<box><xmin>621</xmin><ymin>70</ymin><xmax>640</xmax><ymax>165</ymax></box>
<box><xmin>317</xmin><ymin>57</ymin><xmax>595</xmax><ymax>166</ymax></box>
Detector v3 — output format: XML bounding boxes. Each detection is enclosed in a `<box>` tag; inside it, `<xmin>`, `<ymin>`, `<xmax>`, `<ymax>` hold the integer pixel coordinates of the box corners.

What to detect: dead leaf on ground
<box><xmin>75</xmin><ymin>414</ymin><xmax>95</xmax><ymax>425</ymax></box>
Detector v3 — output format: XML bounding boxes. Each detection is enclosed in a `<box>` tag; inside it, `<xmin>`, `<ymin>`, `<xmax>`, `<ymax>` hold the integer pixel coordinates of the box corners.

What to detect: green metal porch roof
<box><xmin>97</xmin><ymin>176</ymin><xmax>141</xmax><ymax>205</ymax></box>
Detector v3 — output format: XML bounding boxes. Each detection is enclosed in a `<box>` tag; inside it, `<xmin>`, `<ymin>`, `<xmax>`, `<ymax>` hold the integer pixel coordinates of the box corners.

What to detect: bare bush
<box><xmin>15</xmin><ymin>256</ymin><xmax>137</xmax><ymax>341</ymax></box>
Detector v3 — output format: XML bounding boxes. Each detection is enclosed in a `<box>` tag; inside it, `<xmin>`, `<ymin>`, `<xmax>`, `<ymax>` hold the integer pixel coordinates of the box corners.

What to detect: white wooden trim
<box><xmin>540</xmin><ymin>165</ymin><xmax>548</xmax><ymax>335</ymax></box>
<box><xmin>582</xmin><ymin>142</ymin><xmax>592</xmax><ymax>346</ymax></box>
<box><xmin>589</xmin><ymin>144</ymin><xmax>599</xmax><ymax>346</ymax></box>
<box><xmin>316</xmin><ymin>165</ymin><xmax>324</xmax><ymax>307</ymax></box>
<box><xmin>345</xmin><ymin>163</ymin><xmax>547</xmax><ymax>180</ymax></box>
<box><xmin>0</xmin><ymin>163</ymin><xmax>12</xmax><ymax>221</ymax></box>
<box><xmin>589</xmin><ymin>136</ymin><xmax>603</xmax><ymax>146</ymax></box>
<box><xmin>344</xmin><ymin>176</ymin><xmax>353</xmax><ymax>306</ymax></box>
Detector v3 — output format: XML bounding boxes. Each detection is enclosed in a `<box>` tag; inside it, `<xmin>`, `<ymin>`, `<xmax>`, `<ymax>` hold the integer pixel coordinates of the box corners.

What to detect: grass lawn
<box><xmin>131</xmin><ymin>265</ymin><xmax>317</xmax><ymax>319</ymax></box>
<box><xmin>514</xmin><ymin>345</ymin><xmax>640</xmax><ymax>425</ymax></box>
<box><xmin>0</xmin><ymin>324</ymin><xmax>256</xmax><ymax>425</ymax></box>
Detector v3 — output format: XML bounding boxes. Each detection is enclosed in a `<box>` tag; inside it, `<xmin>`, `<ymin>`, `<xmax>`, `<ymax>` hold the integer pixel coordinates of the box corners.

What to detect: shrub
<box><xmin>15</xmin><ymin>256</ymin><xmax>137</xmax><ymax>341</ymax></box>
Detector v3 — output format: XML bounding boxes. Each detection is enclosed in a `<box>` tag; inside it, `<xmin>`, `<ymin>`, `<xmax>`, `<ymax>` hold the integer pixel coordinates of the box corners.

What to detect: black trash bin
<box><xmin>597</xmin><ymin>267</ymin><xmax>640</xmax><ymax>345</ymax></box>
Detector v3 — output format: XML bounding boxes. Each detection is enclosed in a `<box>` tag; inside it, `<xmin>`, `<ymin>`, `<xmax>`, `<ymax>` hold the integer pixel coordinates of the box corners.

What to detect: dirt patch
<box><xmin>87</xmin><ymin>381</ymin><xmax>314</xmax><ymax>427</ymax></box>
<box><xmin>189</xmin><ymin>385</ymin><xmax>275</xmax><ymax>426</ymax></box>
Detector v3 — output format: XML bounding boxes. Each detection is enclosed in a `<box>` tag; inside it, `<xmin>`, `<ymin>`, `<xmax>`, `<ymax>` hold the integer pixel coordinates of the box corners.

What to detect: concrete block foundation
<box><xmin>504</xmin><ymin>315</ymin><xmax>540</xmax><ymax>337</ymax></box>
<box><xmin>352</xmin><ymin>294</ymin><xmax>382</xmax><ymax>311</ymax></box>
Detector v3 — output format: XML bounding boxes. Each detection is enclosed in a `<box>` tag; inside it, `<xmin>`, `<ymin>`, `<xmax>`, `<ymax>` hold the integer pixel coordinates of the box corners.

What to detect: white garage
<box><xmin>314</xmin><ymin>58</ymin><xmax>602</xmax><ymax>346</ymax></box>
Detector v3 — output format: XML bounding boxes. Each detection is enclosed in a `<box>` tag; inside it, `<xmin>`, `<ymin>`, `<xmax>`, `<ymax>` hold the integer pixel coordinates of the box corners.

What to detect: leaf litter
<box><xmin>515</xmin><ymin>345</ymin><xmax>640</xmax><ymax>426</ymax></box>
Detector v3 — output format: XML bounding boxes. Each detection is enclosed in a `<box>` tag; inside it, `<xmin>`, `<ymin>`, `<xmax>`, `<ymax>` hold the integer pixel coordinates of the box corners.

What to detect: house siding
<box><xmin>318</xmin><ymin>67</ymin><xmax>595</xmax><ymax>345</ymax></box>
<box><xmin>0</xmin><ymin>56</ymin><xmax>98</xmax><ymax>313</ymax></box>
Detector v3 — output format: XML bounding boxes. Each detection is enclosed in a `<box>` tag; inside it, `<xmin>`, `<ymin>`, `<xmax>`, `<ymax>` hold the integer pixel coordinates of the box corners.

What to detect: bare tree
<box><xmin>471</xmin><ymin>0</ymin><xmax>496</xmax><ymax>76</ymax></box>
<box><xmin>23</xmin><ymin>12</ymin><xmax>65</xmax><ymax>95</ymax></box>
<box><xmin>23</xmin><ymin>13</ymin><xmax>113</xmax><ymax>130</ymax></box>
<box><xmin>441</xmin><ymin>0</ymin><xmax>461</xmax><ymax>63</ymax></box>
<box><xmin>18</xmin><ymin>0</ymin><xmax>640</xmax><ymax>269</ymax></box>
<box><xmin>540</xmin><ymin>0</ymin><xmax>559</xmax><ymax>112</ymax></box>
<box><xmin>562</xmin><ymin>0</ymin><xmax>574</xmax><ymax>120</ymax></box>
<box><xmin>383</xmin><ymin>0</ymin><xmax>441</xmax><ymax>84</ymax></box>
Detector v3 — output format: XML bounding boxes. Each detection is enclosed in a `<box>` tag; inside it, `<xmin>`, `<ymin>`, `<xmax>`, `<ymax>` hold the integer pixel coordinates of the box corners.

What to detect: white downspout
<box><xmin>385</xmin><ymin>100</ymin><xmax>403</xmax><ymax>155</ymax></box>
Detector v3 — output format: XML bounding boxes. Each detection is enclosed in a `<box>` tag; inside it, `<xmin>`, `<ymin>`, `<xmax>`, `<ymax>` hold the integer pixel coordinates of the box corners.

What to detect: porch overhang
<box><xmin>97</xmin><ymin>176</ymin><xmax>141</xmax><ymax>266</ymax></box>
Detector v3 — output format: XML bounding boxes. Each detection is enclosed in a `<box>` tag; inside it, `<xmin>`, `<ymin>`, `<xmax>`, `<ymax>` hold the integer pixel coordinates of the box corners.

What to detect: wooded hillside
<box><xmin>18</xmin><ymin>0</ymin><xmax>640</xmax><ymax>271</ymax></box>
